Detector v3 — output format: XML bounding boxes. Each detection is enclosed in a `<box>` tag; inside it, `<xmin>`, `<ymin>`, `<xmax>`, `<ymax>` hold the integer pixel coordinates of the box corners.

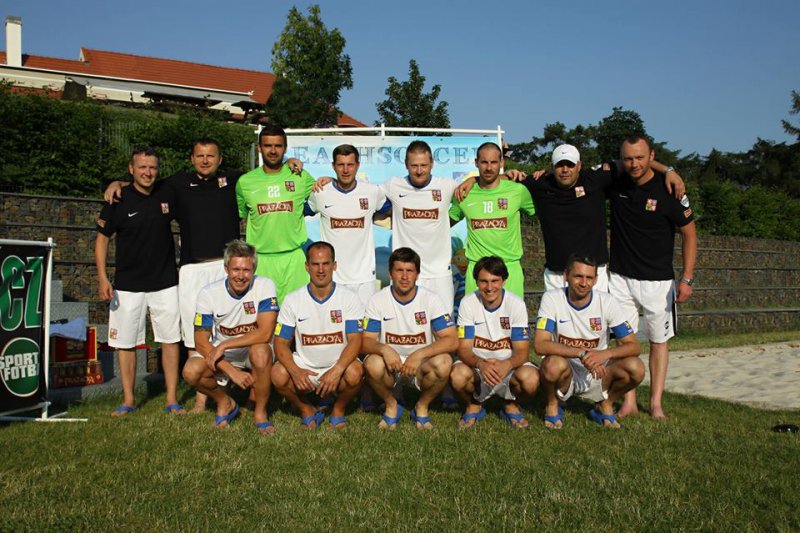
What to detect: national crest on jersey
<box><xmin>646</xmin><ymin>198</ymin><xmax>657</xmax><ymax>211</ymax></box>
<box><xmin>244</xmin><ymin>301</ymin><xmax>256</xmax><ymax>315</ymax></box>
<box><xmin>575</xmin><ymin>186</ymin><xmax>586</xmax><ymax>198</ymax></box>
<box><xmin>218</xmin><ymin>177</ymin><xmax>228</xmax><ymax>188</ymax></box>
<box><xmin>285</xmin><ymin>181</ymin><xmax>295</xmax><ymax>192</ymax></box>
<box><xmin>431</xmin><ymin>190</ymin><xmax>442</xmax><ymax>202</ymax></box>
<box><xmin>330</xmin><ymin>309</ymin><xmax>343</xmax><ymax>323</ymax></box>
<box><xmin>500</xmin><ymin>316</ymin><xmax>510</xmax><ymax>329</ymax></box>
<box><xmin>359</xmin><ymin>197</ymin><xmax>369</xmax><ymax>210</ymax></box>
<box><xmin>589</xmin><ymin>317</ymin><xmax>602</xmax><ymax>331</ymax></box>
<box><xmin>498</xmin><ymin>198</ymin><xmax>508</xmax><ymax>210</ymax></box>
<box><xmin>414</xmin><ymin>311</ymin><xmax>427</xmax><ymax>325</ymax></box>
<box><xmin>160</xmin><ymin>203</ymin><xmax>169</xmax><ymax>214</ymax></box>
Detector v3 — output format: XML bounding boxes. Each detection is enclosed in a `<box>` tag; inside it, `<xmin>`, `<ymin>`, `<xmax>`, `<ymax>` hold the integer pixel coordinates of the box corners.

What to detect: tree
<box><xmin>264</xmin><ymin>5</ymin><xmax>353</xmax><ymax>128</ymax></box>
<box><xmin>594</xmin><ymin>107</ymin><xmax>647</xmax><ymax>162</ymax></box>
<box><xmin>782</xmin><ymin>89</ymin><xmax>800</xmax><ymax>140</ymax></box>
<box><xmin>375</xmin><ymin>59</ymin><xmax>450</xmax><ymax>131</ymax></box>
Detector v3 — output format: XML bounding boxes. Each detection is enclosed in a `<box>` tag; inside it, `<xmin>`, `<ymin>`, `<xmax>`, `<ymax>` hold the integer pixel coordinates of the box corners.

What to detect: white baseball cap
<box><xmin>552</xmin><ymin>144</ymin><xmax>580</xmax><ymax>166</ymax></box>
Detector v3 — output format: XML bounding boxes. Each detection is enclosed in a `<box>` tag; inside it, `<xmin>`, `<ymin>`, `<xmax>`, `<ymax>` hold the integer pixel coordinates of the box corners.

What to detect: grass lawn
<box><xmin>1</xmin><ymin>331</ymin><xmax>799</xmax><ymax>531</ymax></box>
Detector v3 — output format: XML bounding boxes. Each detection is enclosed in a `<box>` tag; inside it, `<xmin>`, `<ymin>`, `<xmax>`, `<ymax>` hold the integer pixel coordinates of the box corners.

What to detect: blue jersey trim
<box><xmin>432</xmin><ymin>314</ymin><xmax>455</xmax><ymax>331</ymax></box>
<box><xmin>365</xmin><ymin>318</ymin><xmax>381</xmax><ymax>333</ymax></box>
<box><xmin>345</xmin><ymin>319</ymin><xmax>363</xmax><ymax>334</ymax></box>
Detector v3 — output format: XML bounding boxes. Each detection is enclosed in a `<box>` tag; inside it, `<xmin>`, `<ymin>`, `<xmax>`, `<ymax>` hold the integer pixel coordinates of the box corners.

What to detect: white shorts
<box><xmin>108</xmin><ymin>286</ymin><xmax>180</xmax><ymax>349</ymax></box>
<box><xmin>293</xmin><ymin>355</ymin><xmax>335</xmax><ymax>388</ymax></box>
<box><xmin>418</xmin><ymin>274</ymin><xmax>455</xmax><ymax>312</ymax></box>
<box><xmin>608</xmin><ymin>273</ymin><xmax>676</xmax><ymax>343</ymax></box>
<box><xmin>363</xmin><ymin>353</ymin><xmax>422</xmax><ymax>391</ymax></box>
<box><xmin>544</xmin><ymin>264</ymin><xmax>609</xmax><ymax>292</ymax></box>
<box><xmin>555</xmin><ymin>358</ymin><xmax>609</xmax><ymax>403</ymax></box>
<box><xmin>179</xmin><ymin>260</ymin><xmax>226</xmax><ymax>349</ymax></box>
<box><xmin>454</xmin><ymin>360</ymin><xmax>535</xmax><ymax>403</ymax></box>
<box><xmin>190</xmin><ymin>347</ymin><xmax>251</xmax><ymax>386</ymax></box>
<box><xmin>338</xmin><ymin>280</ymin><xmax>379</xmax><ymax>307</ymax></box>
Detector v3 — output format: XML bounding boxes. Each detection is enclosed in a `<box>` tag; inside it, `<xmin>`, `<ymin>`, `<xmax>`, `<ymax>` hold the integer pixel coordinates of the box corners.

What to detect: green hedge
<box><xmin>0</xmin><ymin>86</ymin><xmax>256</xmax><ymax>197</ymax></box>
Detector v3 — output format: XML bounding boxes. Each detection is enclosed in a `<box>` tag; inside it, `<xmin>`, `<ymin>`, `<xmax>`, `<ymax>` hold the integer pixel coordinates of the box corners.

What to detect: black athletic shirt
<box><xmin>96</xmin><ymin>183</ymin><xmax>178</xmax><ymax>292</ymax></box>
<box><xmin>522</xmin><ymin>168</ymin><xmax>612</xmax><ymax>271</ymax></box>
<box><xmin>161</xmin><ymin>170</ymin><xmax>242</xmax><ymax>266</ymax></box>
<box><xmin>608</xmin><ymin>171</ymin><xmax>694</xmax><ymax>280</ymax></box>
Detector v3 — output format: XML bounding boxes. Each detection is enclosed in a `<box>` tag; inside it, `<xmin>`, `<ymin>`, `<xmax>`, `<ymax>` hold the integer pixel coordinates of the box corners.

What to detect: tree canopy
<box><xmin>264</xmin><ymin>5</ymin><xmax>353</xmax><ymax>128</ymax></box>
<box><xmin>375</xmin><ymin>59</ymin><xmax>450</xmax><ymax>131</ymax></box>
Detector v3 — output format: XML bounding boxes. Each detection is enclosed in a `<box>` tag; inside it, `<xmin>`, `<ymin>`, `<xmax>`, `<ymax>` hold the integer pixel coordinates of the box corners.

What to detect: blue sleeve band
<box><xmin>195</xmin><ymin>314</ymin><xmax>213</xmax><ymax>329</ymax></box>
<box><xmin>258</xmin><ymin>297</ymin><xmax>280</xmax><ymax>313</ymax></box>
<box><xmin>365</xmin><ymin>318</ymin><xmax>381</xmax><ymax>333</ymax></box>
<box><xmin>277</xmin><ymin>323</ymin><xmax>295</xmax><ymax>340</ymax></box>
<box><xmin>432</xmin><ymin>314</ymin><xmax>455</xmax><ymax>331</ymax></box>
<box><xmin>345</xmin><ymin>319</ymin><xmax>362</xmax><ymax>334</ymax></box>
<box><xmin>511</xmin><ymin>326</ymin><xmax>530</xmax><ymax>341</ymax></box>
<box><xmin>611</xmin><ymin>321</ymin><xmax>634</xmax><ymax>339</ymax></box>
<box><xmin>535</xmin><ymin>317</ymin><xmax>556</xmax><ymax>333</ymax></box>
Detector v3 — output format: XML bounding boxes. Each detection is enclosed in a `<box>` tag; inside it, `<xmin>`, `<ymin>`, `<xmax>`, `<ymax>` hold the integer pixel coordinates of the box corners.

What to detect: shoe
<box><xmin>214</xmin><ymin>402</ymin><xmax>240</xmax><ymax>427</ymax></box>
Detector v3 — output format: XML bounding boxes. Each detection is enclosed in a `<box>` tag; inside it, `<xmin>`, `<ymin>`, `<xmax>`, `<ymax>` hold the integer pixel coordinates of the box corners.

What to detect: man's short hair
<box><xmin>192</xmin><ymin>137</ymin><xmax>221</xmax><ymax>154</ymax></box>
<box><xmin>223</xmin><ymin>239</ymin><xmax>257</xmax><ymax>268</ymax></box>
<box><xmin>333</xmin><ymin>144</ymin><xmax>359</xmax><ymax>163</ymax></box>
<box><xmin>405</xmin><ymin>140</ymin><xmax>433</xmax><ymax>162</ymax></box>
<box><xmin>258</xmin><ymin>124</ymin><xmax>288</xmax><ymax>146</ymax></box>
<box><xmin>476</xmin><ymin>142</ymin><xmax>503</xmax><ymax>159</ymax></box>
<box><xmin>622</xmin><ymin>133</ymin><xmax>653</xmax><ymax>151</ymax></box>
<box><xmin>305</xmin><ymin>241</ymin><xmax>335</xmax><ymax>262</ymax></box>
<box><xmin>472</xmin><ymin>256</ymin><xmax>508</xmax><ymax>282</ymax></box>
<box><xmin>388</xmin><ymin>247</ymin><xmax>421</xmax><ymax>272</ymax></box>
<box><xmin>130</xmin><ymin>146</ymin><xmax>159</xmax><ymax>165</ymax></box>
<box><xmin>565</xmin><ymin>254</ymin><xmax>597</xmax><ymax>275</ymax></box>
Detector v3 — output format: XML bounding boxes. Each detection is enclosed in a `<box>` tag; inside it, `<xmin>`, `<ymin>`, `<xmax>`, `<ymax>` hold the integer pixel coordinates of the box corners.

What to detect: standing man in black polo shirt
<box><xmin>609</xmin><ymin>134</ymin><xmax>697</xmax><ymax>419</ymax></box>
<box><xmin>519</xmin><ymin>144</ymin><xmax>684</xmax><ymax>292</ymax></box>
<box><xmin>95</xmin><ymin>147</ymin><xmax>182</xmax><ymax>416</ymax></box>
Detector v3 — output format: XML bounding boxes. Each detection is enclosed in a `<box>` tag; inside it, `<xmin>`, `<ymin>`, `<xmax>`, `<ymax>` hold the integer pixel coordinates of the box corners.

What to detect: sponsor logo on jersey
<box><xmin>414</xmin><ymin>311</ymin><xmax>427</xmax><ymax>325</ymax></box>
<box><xmin>161</xmin><ymin>203</ymin><xmax>169</xmax><ymax>214</ymax></box>
<box><xmin>646</xmin><ymin>198</ymin><xmax>657</xmax><ymax>212</ymax></box>
<box><xmin>330</xmin><ymin>310</ymin><xmax>343</xmax><ymax>324</ymax></box>
<box><xmin>386</xmin><ymin>332</ymin><xmax>427</xmax><ymax>345</ymax></box>
<box><xmin>589</xmin><ymin>317</ymin><xmax>602</xmax><ymax>331</ymax></box>
<box><xmin>285</xmin><ymin>181</ymin><xmax>295</xmax><ymax>192</ymax></box>
<box><xmin>257</xmin><ymin>201</ymin><xmax>293</xmax><ymax>214</ymax></box>
<box><xmin>96</xmin><ymin>218</ymin><xmax>106</xmax><ymax>228</ymax></box>
<box><xmin>431</xmin><ymin>190</ymin><xmax>442</xmax><ymax>202</ymax></box>
<box><xmin>575</xmin><ymin>186</ymin><xmax>586</xmax><ymax>198</ymax></box>
<box><xmin>498</xmin><ymin>198</ymin><xmax>508</xmax><ymax>210</ymax></box>
<box><xmin>402</xmin><ymin>207</ymin><xmax>438</xmax><ymax>220</ymax></box>
<box><xmin>331</xmin><ymin>217</ymin><xmax>365</xmax><ymax>229</ymax></box>
<box><xmin>500</xmin><ymin>317</ymin><xmax>510</xmax><ymax>330</ymax></box>
<box><xmin>218</xmin><ymin>177</ymin><xmax>228</xmax><ymax>188</ymax></box>
<box><xmin>474</xmin><ymin>336</ymin><xmax>511</xmax><ymax>351</ymax></box>
<box><xmin>220</xmin><ymin>322</ymin><xmax>257</xmax><ymax>336</ymax></box>
<box><xmin>243</xmin><ymin>301</ymin><xmax>256</xmax><ymax>315</ymax></box>
<box><xmin>557</xmin><ymin>335</ymin><xmax>599</xmax><ymax>349</ymax></box>
<box><xmin>301</xmin><ymin>331</ymin><xmax>344</xmax><ymax>345</ymax></box>
<box><xmin>359</xmin><ymin>197</ymin><xmax>369</xmax><ymax>210</ymax></box>
<box><xmin>471</xmin><ymin>217</ymin><xmax>508</xmax><ymax>230</ymax></box>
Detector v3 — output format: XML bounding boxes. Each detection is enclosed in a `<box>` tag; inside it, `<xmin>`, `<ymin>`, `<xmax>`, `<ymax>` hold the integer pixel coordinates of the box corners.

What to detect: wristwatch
<box><xmin>578</xmin><ymin>350</ymin><xmax>588</xmax><ymax>360</ymax></box>
<box><xmin>680</xmin><ymin>278</ymin><xmax>694</xmax><ymax>286</ymax></box>
<box><xmin>665</xmin><ymin>166</ymin><xmax>675</xmax><ymax>174</ymax></box>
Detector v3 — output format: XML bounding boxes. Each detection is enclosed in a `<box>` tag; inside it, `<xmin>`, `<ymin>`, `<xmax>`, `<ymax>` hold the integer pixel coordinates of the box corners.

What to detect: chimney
<box><xmin>5</xmin><ymin>16</ymin><xmax>22</xmax><ymax>67</ymax></box>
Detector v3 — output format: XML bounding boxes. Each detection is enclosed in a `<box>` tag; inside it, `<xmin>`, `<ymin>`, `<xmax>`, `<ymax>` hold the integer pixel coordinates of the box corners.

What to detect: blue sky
<box><xmin>4</xmin><ymin>0</ymin><xmax>799</xmax><ymax>156</ymax></box>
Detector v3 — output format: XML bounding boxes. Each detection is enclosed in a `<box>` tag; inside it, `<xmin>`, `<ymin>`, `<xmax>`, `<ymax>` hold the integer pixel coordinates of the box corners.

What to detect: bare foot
<box><xmin>649</xmin><ymin>406</ymin><xmax>667</xmax><ymax>419</ymax></box>
<box><xmin>617</xmin><ymin>403</ymin><xmax>640</xmax><ymax>418</ymax></box>
<box><xmin>189</xmin><ymin>402</ymin><xmax>207</xmax><ymax>415</ymax></box>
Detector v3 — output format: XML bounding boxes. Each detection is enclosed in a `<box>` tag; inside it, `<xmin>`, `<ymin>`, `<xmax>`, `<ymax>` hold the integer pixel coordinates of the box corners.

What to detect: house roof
<box><xmin>0</xmin><ymin>48</ymin><xmax>365</xmax><ymax>126</ymax></box>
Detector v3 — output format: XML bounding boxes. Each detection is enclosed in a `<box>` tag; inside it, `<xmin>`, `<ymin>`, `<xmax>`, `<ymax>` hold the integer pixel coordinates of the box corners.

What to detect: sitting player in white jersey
<box><xmin>534</xmin><ymin>255</ymin><xmax>644</xmax><ymax>429</ymax></box>
<box><xmin>182</xmin><ymin>240</ymin><xmax>279</xmax><ymax>433</ymax></box>
<box><xmin>450</xmin><ymin>256</ymin><xmax>539</xmax><ymax>429</ymax></box>
<box><xmin>271</xmin><ymin>241</ymin><xmax>364</xmax><ymax>430</ymax></box>
<box><xmin>362</xmin><ymin>247</ymin><xmax>457</xmax><ymax>430</ymax></box>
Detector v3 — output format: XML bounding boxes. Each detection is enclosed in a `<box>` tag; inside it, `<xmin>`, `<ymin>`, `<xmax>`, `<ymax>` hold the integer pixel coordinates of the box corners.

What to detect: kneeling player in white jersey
<box><xmin>535</xmin><ymin>255</ymin><xmax>643</xmax><ymax>429</ymax></box>
<box><xmin>362</xmin><ymin>247</ymin><xmax>457</xmax><ymax>430</ymax></box>
<box><xmin>450</xmin><ymin>256</ymin><xmax>539</xmax><ymax>429</ymax></box>
<box><xmin>271</xmin><ymin>242</ymin><xmax>364</xmax><ymax>430</ymax></box>
<box><xmin>182</xmin><ymin>240</ymin><xmax>279</xmax><ymax>433</ymax></box>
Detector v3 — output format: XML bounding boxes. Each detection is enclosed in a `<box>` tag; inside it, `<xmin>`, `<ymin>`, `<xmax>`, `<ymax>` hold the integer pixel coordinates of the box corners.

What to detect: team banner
<box><xmin>286</xmin><ymin>134</ymin><xmax>491</xmax><ymax>251</ymax></box>
<box><xmin>0</xmin><ymin>242</ymin><xmax>49</xmax><ymax>414</ymax></box>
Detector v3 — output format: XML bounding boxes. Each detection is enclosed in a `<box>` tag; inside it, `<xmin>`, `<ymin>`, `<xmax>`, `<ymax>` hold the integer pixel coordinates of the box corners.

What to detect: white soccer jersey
<box><xmin>276</xmin><ymin>284</ymin><xmax>364</xmax><ymax>370</ymax></box>
<box><xmin>194</xmin><ymin>276</ymin><xmax>279</xmax><ymax>346</ymax></box>
<box><xmin>308</xmin><ymin>180</ymin><xmax>389</xmax><ymax>284</ymax></box>
<box><xmin>534</xmin><ymin>288</ymin><xmax>635</xmax><ymax>350</ymax></box>
<box><xmin>457</xmin><ymin>290</ymin><xmax>530</xmax><ymax>361</ymax></box>
<box><xmin>364</xmin><ymin>285</ymin><xmax>455</xmax><ymax>360</ymax></box>
<box><xmin>382</xmin><ymin>176</ymin><xmax>458</xmax><ymax>279</ymax></box>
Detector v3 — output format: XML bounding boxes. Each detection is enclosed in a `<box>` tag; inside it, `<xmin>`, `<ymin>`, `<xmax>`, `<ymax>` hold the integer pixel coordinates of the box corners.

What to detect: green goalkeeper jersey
<box><xmin>449</xmin><ymin>179</ymin><xmax>535</xmax><ymax>263</ymax></box>
<box><xmin>236</xmin><ymin>165</ymin><xmax>314</xmax><ymax>254</ymax></box>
